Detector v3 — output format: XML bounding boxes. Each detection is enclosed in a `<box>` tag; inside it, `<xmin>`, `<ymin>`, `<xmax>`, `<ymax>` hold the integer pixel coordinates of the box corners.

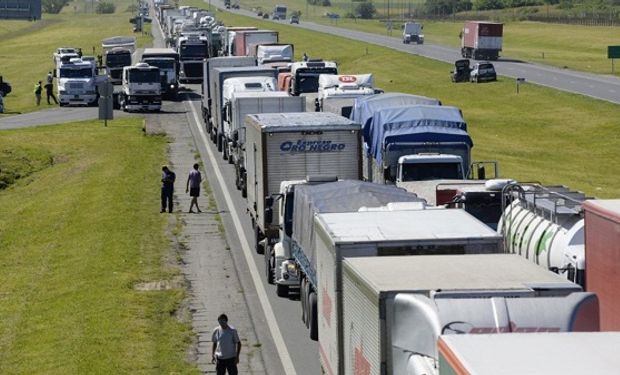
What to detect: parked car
<box><xmin>470</xmin><ymin>62</ymin><xmax>497</xmax><ymax>83</ymax></box>
<box><xmin>451</xmin><ymin>59</ymin><xmax>471</xmax><ymax>83</ymax></box>
<box><xmin>231</xmin><ymin>3</ymin><xmax>240</xmax><ymax>9</ymax></box>
<box><xmin>290</xmin><ymin>15</ymin><xmax>299</xmax><ymax>24</ymax></box>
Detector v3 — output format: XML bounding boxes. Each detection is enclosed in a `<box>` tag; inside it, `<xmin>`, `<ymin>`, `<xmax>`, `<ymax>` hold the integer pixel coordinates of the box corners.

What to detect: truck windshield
<box><xmin>59</xmin><ymin>67</ymin><xmax>93</xmax><ymax>78</ymax></box>
<box><xmin>400</xmin><ymin>163</ymin><xmax>462</xmax><ymax>181</ymax></box>
<box><xmin>283</xmin><ymin>191</ymin><xmax>294</xmax><ymax>237</ymax></box>
<box><xmin>106</xmin><ymin>54</ymin><xmax>131</xmax><ymax>67</ymax></box>
<box><xmin>143</xmin><ymin>60</ymin><xmax>175</xmax><ymax>70</ymax></box>
<box><xmin>297</xmin><ymin>68</ymin><xmax>337</xmax><ymax>93</ymax></box>
<box><xmin>180</xmin><ymin>44</ymin><xmax>207</xmax><ymax>58</ymax></box>
<box><xmin>128</xmin><ymin>70</ymin><xmax>160</xmax><ymax>83</ymax></box>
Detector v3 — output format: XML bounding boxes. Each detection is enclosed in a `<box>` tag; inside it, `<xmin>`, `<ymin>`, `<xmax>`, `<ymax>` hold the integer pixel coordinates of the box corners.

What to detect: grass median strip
<box><xmin>0</xmin><ymin>118</ymin><xmax>198</xmax><ymax>374</ymax></box>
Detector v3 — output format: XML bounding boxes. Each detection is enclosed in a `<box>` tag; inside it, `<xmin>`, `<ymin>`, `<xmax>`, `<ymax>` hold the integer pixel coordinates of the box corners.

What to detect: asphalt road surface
<box><xmin>216</xmin><ymin>1</ymin><xmax>620</xmax><ymax>105</ymax></box>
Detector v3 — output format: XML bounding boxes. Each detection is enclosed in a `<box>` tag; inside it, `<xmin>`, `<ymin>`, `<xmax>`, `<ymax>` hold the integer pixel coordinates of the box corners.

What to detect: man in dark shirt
<box><xmin>161</xmin><ymin>166</ymin><xmax>176</xmax><ymax>213</ymax></box>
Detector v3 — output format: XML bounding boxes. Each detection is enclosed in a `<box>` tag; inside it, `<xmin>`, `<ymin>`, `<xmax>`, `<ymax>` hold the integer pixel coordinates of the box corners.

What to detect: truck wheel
<box><xmin>235</xmin><ymin>166</ymin><xmax>241</xmax><ymax>190</ymax></box>
<box><xmin>277</xmin><ymin>283</ymin><xmax>289</xmax><ymax>298</ymax></box>
<box><xmin>222</xmin><ymin>143</ymin><xmax>228</xmax><ymax>160</ymax></box>
<box><xmin>300</xmin><ymin>277</ymin><xmax>307</xmax><ymax>324</ymax></box>
<box><xmin>217</xmin><ymin>134</ymin><xmax>223</xmax><ymax>152</ymax></box>
<box><xmin>254</xmin><ymin>225</ymin><xmax>264</xmax><ymax>255</ymax></box>
<box><xmin>304</xmin><ymin>280</ymin><xmax>312</xmax><ymax>328</ymax></box>
<box><xmin>265</xmin><ymin>247</ymin><xmax>274</xmax><ymax>284</ymax></box>
<box><xmin>241</xmin><ymin>171</ymin><xmax>247</xmax><ymax>198</ymax></box>
<box><xmin>309</xmin><ymin>292</ymin><xmax>318</xmax><ymax>341</ymax></box>
<box><xmin>228</xmin><ymin>150</ymin><xmax>234</xmax><ymax>165</ymax></box>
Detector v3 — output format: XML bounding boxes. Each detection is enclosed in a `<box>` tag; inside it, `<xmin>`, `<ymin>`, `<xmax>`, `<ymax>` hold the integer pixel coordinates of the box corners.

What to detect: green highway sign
<box><xmin>608</xmin><ymin>46</ymin><xmax>620</xmax><ymax>59</ymax></box>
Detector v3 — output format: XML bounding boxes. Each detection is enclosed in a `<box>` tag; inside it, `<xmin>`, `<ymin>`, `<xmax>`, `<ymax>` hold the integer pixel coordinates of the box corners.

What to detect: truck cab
<box><xmin>141</xmin><ymin>57</ymin><xmax>179</xmax><ymax>100</ymax></box>
<box><xmin>403</xmin><ymin>22</ymin><xmax>424</xmax><ymax>44</ymax></box>
<box><xmin>272</xmin><ymin>4</ymin><xmax>287</xmax><ymax>20</ymax></box>
<box><xmin>53</xmin><ymin>47</ymin><xmax>80</xmax><ymax>68</ymax></box>
<box><xmin>289</xmin><ymin>60</ymin><xmax>338</xmax><ymax>96</ymax></box>
<box><xmin>256</xmin><ymin>44</ymin><xmax>293</xmax><ymax>68</ymax></box>
<box><xmin>101</xmin><ymin>36</ymin><xmax>136</xmax><ymax>84</ymax></box>
<box><xmin>57</xmin><ymin>58</ymin><xmax>98</xmax><ymax>107</ymax></box>
<box><xmin>119</xmin><ymin>63</ymin><xmax>162</xmax><ymax>112</ymax></box>
<box><xmin>317</xmin><ymin>73</ymin><xmax>377</xmax><ymax>112</ymax></box>
<box><xmin>177</xmin><ymin>34</ymin><xmax>208</xmax><ymax>82</ymax></box>
<box><xmin>396</xmin><ymin>154</ymin><xmax>465</xmax><ymax>183</ymax></box>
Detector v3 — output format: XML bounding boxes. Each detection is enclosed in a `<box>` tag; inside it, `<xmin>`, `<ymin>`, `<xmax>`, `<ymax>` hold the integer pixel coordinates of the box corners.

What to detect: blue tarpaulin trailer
<box><xmin>364</xmin><ymin>105</ymin><xmax>473</xmax><ymax>183</ymax></box>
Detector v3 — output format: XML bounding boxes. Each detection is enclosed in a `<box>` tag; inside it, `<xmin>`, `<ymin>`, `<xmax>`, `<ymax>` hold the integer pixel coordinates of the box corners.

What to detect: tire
<box><xmin>309</xmin><ymin>292</ymin><xmax>318</xmax><ymax>341</ymax></box>
<box><xmin>222</xmin><ymin>143</ymin><xmax>228</xmax><ymax>160</ymax></box>
<box><xmin>241</xmin><ymin>170</ymin><xmax>247</xmax><ymax>198</ymax></box>
<box><xmin>277</xmin><ymin>283</ymin><xmax>289</xmax><ymax>298</ymax></box>
<box><xmin>235</xmin><ymin>165</ymin><xmax>241</xmax><ymax>190</ymax></box>
<box><xmin>217</xmin><ymin>133</ymin><xmax>223</xmax><ymax>152</ymax></box>
<box><xmin>254</xmin><ymin>225</ymin><xmax>264</xmax><ymax>255</ymax></box>
<box><xmin>265</xmin><ymin>246</ymin><xmax>274</xmax><ymax>284</ymax></box>
<box><xmin>300</xmin><ymin>277</ymin><xmax>307</xmax><ymax>324</ymax></box>
<box><xmin>304</xmin><ymin>280</ymin><xmax>312</xmax><ymax>329</ymax></box>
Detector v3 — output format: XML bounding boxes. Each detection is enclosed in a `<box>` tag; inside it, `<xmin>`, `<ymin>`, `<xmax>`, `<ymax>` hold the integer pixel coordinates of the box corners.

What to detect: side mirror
<box><xmin>477</xmin><ymin>165</ymin><xmax>486</xmax><ymax>180</ymax></box>
<box><xmin>265</xmin><ymin>207</ymin><xmax>273</xmax><ymax>225</ymax></box>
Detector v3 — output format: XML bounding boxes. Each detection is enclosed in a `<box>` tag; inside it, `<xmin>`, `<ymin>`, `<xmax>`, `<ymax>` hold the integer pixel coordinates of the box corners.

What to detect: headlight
<box><xmin>286</xmin><ymin>263</ymin><xmax>297</xmax><ymax>274</ymax></box>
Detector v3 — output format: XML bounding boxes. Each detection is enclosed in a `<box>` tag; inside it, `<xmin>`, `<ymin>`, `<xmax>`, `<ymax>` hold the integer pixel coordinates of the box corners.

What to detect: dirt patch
<box><xmin>133</xmin><ymin>276</ymin><xmax>186</xmax><ymax>291</ymax></box>
<box><xmin>0</xmin><ymin>146</ymin><xmax>53</xmax><ymax>190</ymax></box>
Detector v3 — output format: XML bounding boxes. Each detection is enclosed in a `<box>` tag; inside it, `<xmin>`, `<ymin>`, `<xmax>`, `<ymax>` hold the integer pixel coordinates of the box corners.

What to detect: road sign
<box><xmin>98</xmin><ymin>96</ymin><xmax>113</xmax><ymax>124</ymax></box>
<box><xmin>608</xmin><ymin>46</ymin><xmax>620</xmax><ymax>59</ymax></box>
<box><xmin>98</xmin><ymin>82</ymin><xmax>114</xmax><ymax>97</ymax></box>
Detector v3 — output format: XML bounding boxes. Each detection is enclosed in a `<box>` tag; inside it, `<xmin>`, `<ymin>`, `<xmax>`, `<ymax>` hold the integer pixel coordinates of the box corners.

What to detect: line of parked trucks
<box><xmin>147</xmin><ymin>3</ymin><xmax>620</xmax><ymax>373</ymax></box>
<box><xmin>170</xmin><ymin>5</ymin><xmax>620</xmax><ymax>374</ymax></box>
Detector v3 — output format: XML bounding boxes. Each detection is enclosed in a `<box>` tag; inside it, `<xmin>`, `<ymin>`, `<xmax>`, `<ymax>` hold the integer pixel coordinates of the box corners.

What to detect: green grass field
<box><xmin>0</xmin><ymin>0</ymin><xmax>151</xmax><ymax>115</ymax></box>
<box><xmin>0</xmin><ymin>118</ymin><xmax>198</xmax><ymax>374</ymax></box>
<box><xmin>188</xmin><ymin>4</ymin><xmax>620</xmax><ymax>198</ymax></box>
<box><xmin>231</xmin><ymin>0</ymin><xmax>620</xmax><ymax>76</ymax></box>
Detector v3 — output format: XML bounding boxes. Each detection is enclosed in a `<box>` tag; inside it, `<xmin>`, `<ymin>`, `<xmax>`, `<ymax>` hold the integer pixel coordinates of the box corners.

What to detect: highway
<box><xmin>216</xmin><ymin>1</ymin><xmax>620</xmax><ymax>104</ymax></box>
<box><xmin>150</xmin><ymin>7</ymin><xmax>319</xmax><ymax>374</ymax></box>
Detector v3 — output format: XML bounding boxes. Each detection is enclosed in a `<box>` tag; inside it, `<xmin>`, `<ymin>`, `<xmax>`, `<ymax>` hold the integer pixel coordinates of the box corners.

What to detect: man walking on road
<box><xmin>211</xmin><ymin>313</ymin><xmax>241</xmax><ymax>375</ymax></box>
<box><xmin>44</xmin><ymin>80</ymin><xmax>58</xmax><ymax>105</ymax></box>
<box><xmin>185</xmin><ymin>163</ymin><xmax>202</xmax><ymax>213</ymax></box>
<box><xmin>161</xmin><ymin>165</ymin><xmax>175</xmax><ymax>213</ymax></box>
<box><xmin>34</xmin><ymin>81</ymin><xmax>42</xmax><ymax>106</ymax></box>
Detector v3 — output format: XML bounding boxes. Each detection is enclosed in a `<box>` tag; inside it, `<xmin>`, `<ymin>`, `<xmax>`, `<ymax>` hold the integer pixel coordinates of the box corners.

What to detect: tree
<box><xmin>355</xmin><ymin>1</ymin><xmax>376</xmax><ymax>18</ymax></box>
<box><xmin>96</xmin><ymin>1</ymin><xmax>116</xmax><ymax>14</ymax></box>
<box><xmin>42</xmin><ymin>0</ymin><xmax>71</xmax><ymax>14</ymax></box>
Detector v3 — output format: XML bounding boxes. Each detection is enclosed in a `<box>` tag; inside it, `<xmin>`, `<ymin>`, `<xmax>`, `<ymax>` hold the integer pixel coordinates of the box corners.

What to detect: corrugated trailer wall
<box><xmin>584</xmin><ymin>200</ymin><xmax>620</xmax><ymax>331</ymax></box>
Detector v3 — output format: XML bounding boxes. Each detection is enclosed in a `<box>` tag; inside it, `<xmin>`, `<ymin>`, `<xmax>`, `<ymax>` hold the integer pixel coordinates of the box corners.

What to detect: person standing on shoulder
<box><xmin>47</xmin><ymin>71</ymin><xmax>53</xmax><ymax>84</ymax></box>
<box><xmin>34</xmin><ymin>81</ymin><xmax>42</xmax><ymax>106</ymax></box>
<box><xmin>44</xmin><ymin>80</ymin><xmax>58</xmax><ymax>105</ymax></box>
<box><xmin>161</xmin><ymin>165</ymin><xmax>176</xmax><ymax>213</ymax></box>
<box><xmin>186</xmin><ymin>163</ymin><xmax>202</xmax><ymax>213</ymax></box>
<box><xmin>211</xmin><ymin>313</ymin><xmax>241</xmax><ymax>375</ymax></box>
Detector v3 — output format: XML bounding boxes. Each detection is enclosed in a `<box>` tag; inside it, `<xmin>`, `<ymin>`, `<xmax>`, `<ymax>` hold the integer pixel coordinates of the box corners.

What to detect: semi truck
<box><xmin>232</xmin><ymin>30</ymin><xmax>279</xmax><ymax>57</ymax></box>
<box><xmin>363</xmin><ymin>105</ymin><xmax>473</xmax><ymax>184</ymax></box>
<box><xmin>118</xmin><ymin>63</ymin><xmax>162</xmax><ymax>112</ymax></box>
<box><xmin>272</xmin><ymin>4</ymin><xmax>287</xmax><ymax>20</ymax></box>
<box><xmin>101</xmin><ymin>36</ymin><xmax>136</xmax><ymax>84</ymax></box>
<box><xmin>341</xmin><ymin>254</ymin><xmax>598</xmax><ymax>375</ymax></box>
<box><xmin>177</xmin><ymin>34</ymin><xmax>209</xmax><ymax>82</ymax></box>
<box><xmin>141</xmin><ymin>48</ymin><xmax>180</xmax><ymax>100</ymax></box>
<box><xmin>210</xmin><ymin>66</ymin><xmax>277</xmax><ymax>152</ymax></box>
<box><xmin>201</xmin><ymin>56</ymin><xmax>256</xmax><ymax>136</ymax></box>
<box><xmin>244</xmin><ymin>112</ymin><xmax>362</xmax><ymax>255</ymax></box>
<box><xmin>289</xmin><ymin>60</ymin><xmax>338</xmax><ymax>96</ymax></box>
<box><xmin>461</xmin><ymin>21</ymin><xmax>503</xmax><ymax>60</ymax></box>
<box><xmin>223</xmin><ymin>91</ymin><xmax>305</xmax><ymax>197</ymax></box>
<box><xmin>271</xmin><ymin>180</ymin><xmax>423</xmax><ymax>296</ymax></box>
<box><xmin>498</xmin><ymin>183</ymin><xmax>591</xmax><ymax>287</ymax></box>
<box><xmin>308</xmin><ymin>208</ymin><xmax>503</xmax><ymax>370</ymax></box>
<box><xmin>57</xmin><ymin>58</ymin><xmax>98</xmax><ymax>107</ymax></box>
<box><xmin>402</xmin><ymin>22</ymin><xmax>424</xmax><ymax>44</ymax></box>
<box><xmin>435</xmin><ymin>332</ymin><xmax>617</xmax><ymax>375</ymax></box>
<box><xmin>316</xmin><ymin>74</ymin><xmax>377</xmax><ymax>113</ymax></box>
<box><xmin>222</xmin><ymin>26</ymin><xmax>258</xmax><ymax>56</ymax></box>
<box><xmin>583</xmin><ymin>199</ymin><xmax>620</xmax><ymax>330</ymax></box>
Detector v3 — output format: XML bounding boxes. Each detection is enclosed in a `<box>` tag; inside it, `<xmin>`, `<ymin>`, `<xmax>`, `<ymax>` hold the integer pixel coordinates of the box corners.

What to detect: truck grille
<box><xmin>68</xmin><ymin>82</ymin><xmax>84</xmax><ymax>90</ymax></box>
<box><xmin>183</xmin><ymin>62</ymin><xmax>202</xmax><ymax>79</ymax></box>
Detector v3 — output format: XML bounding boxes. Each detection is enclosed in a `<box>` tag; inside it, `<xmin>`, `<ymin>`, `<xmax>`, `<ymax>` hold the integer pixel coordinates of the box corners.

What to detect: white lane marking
<box><xmin>186</xmin><ymin>98</ymin><xmax>298</xmax><ymax>375</ymax></box>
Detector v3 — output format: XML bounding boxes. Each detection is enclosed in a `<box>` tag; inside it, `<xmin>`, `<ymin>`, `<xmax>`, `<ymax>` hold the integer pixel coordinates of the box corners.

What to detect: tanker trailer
<box><xmin>498</xmin><ymin>183</ymin><xmax>592</xmax><ymax>287</ymax></box>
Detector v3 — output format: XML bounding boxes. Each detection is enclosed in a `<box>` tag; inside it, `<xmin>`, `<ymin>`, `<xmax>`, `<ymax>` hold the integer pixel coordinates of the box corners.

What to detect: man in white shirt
<box><xmin>211</xmin><ymin>313</ymin><xmax>241</xmax><ymax>375</ymax></box>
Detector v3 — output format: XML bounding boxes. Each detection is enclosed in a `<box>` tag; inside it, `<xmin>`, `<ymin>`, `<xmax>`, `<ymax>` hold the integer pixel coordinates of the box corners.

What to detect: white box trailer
<box><xmin>341</xmin><ymin>254</ymin><xmax>598</xmax><ymax>375</ymax></box>
<box><xmin>227</xmin><ymin>92</ymin><xmax>305</xmax><ymax>197</ymax></box>
<box><xmin>201</xmin><ymin>56</ymin><xmax>256</xmax><ymax>133</ymax></box>
<box><xmin>244</xmin><ymin>112</ymin><xmax>362</xmax><ymax>255</ymax></box>
<box><xmin>438</xmin><ymin>332</ymin><xmax>617</xmax><ymax>375</ymax></box>
<box><xmin>314</xmin><ymin>209</ymin><xmax>504</xmax><ymax>375</ymax></box>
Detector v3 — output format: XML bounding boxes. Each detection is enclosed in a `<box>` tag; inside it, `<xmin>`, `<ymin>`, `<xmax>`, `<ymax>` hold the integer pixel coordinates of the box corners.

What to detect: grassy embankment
<box><xmin>188</xmin><ymin>4</ymin><xmax>620</xmax><ymax>198</ymax></box>
<box><xmin>232</xmin><ymin>0</ymin><xmax>620</xmax><ymax>75</ymax></box>
<box><xmin>0</xmin><ymin>0</ymin><xmax>151</xmax><ymax>115</ymax></box>
<box><xmin>0</xmin><ymin>118</ymin><xmax>199</xmax><ymax>374</ymax></box>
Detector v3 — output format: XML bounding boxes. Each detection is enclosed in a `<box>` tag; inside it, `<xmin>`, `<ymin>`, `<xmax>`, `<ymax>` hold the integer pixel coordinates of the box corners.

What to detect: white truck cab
<box><xmin>119</xmin><ymin>63</ymin><xmax>162</xmax><ymax>112</ymax></box>
<box><xmin>256</xmin><ymin>44</ymin><xmax>293</xmax><ymax>66</ymax></box>
<box><xmin>54</xmin><ymin>47</ymin><xmax>80</xmax><ymax>67</ymax></box>
<box><xmin>396</xmin><ymin>153</ymin><xmax>465</xmax><ymax>183</ymax></box>
<box><xmin>57</xmin><ymin>58</ymin><xmax>98</xmax><ymax>106</ymax></box>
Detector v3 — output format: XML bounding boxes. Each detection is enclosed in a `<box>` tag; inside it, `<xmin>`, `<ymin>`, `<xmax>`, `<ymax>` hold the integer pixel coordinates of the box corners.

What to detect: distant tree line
<box><xmin>424</xmin><ymin>0</ymin><xmax>619</xmax><ymax>13</ymax></box>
